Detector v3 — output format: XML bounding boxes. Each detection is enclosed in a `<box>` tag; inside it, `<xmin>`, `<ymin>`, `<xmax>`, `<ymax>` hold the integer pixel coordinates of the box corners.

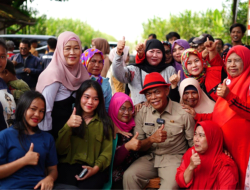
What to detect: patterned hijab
<box><xmin>80</xmin><ymin>48</ymin><xmax>104</xmax><ymax>85</ymax></box>
<box><xmin>181</xmin><ymin>48</ymin><xmax>211</xmax><ymax>85</ymax></box>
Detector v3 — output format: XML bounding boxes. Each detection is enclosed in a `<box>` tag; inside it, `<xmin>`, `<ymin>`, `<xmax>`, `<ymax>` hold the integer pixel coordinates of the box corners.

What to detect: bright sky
<box><xmin>28</xmin><ymin>0</ymin><xmax>228</xmax><ymax>42</ymax></box>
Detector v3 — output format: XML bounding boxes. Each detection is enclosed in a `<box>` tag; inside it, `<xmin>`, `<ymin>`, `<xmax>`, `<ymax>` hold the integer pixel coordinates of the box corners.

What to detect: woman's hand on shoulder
<box><xmin>34</xmin><ymin>176</ymin><xmax>54</xmax><ymax>190</ymax></box>
<box><xmin>75</xmin><ymin>166</ymin><xmax>99</xmax><ymax>181</ymax></box>
<box><xmin>22</xmin><ymin>143</ymin><xmax>39</xmax><ymax>166</ymax></box>
<box><xmin>125</xmin><ymin>132</ymin><xmax>141</xmax><ymax>151</ymax></box>
<box><xmin>181</xmin><ymin>104</ymin><xmax>196</xmax><ymax>118</ymax></box>
<box><xmin>114</xmin><ymin>124</ymin><xmax>133</xmax><ymax>139</ymax></box>
<box><xmin>67</xmin><ymin>107</ymin><xmax>82</xmax><ymax>128</ymax></box>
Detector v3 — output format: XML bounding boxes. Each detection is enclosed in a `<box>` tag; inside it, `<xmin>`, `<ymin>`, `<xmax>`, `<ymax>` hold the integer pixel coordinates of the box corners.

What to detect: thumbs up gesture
<box><xmin>135</xmin><ymin>40</ymin><xmax>147</xmax><ymax>59</ymax></box>
<box><xmin>23</xmin><ymin>143</ymin><xmax>40</xmax><ymax>165</ymax></box>
<box><xmin>189</xmin><ymin>149</ymin><xmax>201</xmax><ymax>170</ymax></box>
<box><xmin>204</xmin><ymin>37</ymin><xmax>218</xmax><ymax>52</ymax></box>
<box><xmin>67</xmin><ymin>107</ymin><xmax>82</xmax><ymax>128</ymax></box>
<box><xmin>125</xmin><ymin>132</ymin><xmax>141</xmax><ymax>151</ymax></box>
<box><xmin>217</xmin><ymin>79</ymin><xmax>230</xmax><ymax>99</ymax></box>
<box><xmin>117</xmin><ymin>36</ymin><xmax>126</xmax><ymax>56</ymax></box>
<box><xmin>150</xmin><ymin>124</ymin><xmax>167</xmax><ymax>143</ymax></box>
<box><xmin>169</xmin><ymin>70</ymin><xmax>181</xmax><ymax>89</ymax></box>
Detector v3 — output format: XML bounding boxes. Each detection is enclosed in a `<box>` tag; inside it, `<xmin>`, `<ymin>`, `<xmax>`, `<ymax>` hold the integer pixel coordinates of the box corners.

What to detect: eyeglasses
<box><xmin>19</xmin><ymin>47</ymin><xmax>28</xmax><ymax>51</ymax></box>
<box><xmin>119</xmin><ymin>106</ymin><xmax>134</xmax><ymax>113</ymax></box>
<box><xmin>6</xmin><ymin>98</ymin><xmax>11</xmax><ymax>102</ymax></box>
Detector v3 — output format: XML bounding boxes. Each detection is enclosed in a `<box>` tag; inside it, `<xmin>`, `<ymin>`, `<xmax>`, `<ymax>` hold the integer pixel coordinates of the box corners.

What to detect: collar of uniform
<box><xmin>151</xmin><ymin>98</ymin><xmax>172</xmax><ymax>115</ymax></box>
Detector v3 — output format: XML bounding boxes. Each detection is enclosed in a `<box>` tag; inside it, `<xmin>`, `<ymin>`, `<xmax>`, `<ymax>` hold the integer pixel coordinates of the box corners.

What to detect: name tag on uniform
<box><xmin>145</xmin><ymin>123</ymin><xmax>155</xmax><ymax>126</ymax></box>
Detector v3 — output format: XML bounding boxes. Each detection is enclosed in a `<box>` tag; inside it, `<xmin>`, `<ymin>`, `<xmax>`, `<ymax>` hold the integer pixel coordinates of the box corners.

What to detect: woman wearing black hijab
<box><xmin>112</xmin><ymin>38</ymin><xmax>176</xmax><ymax>106</ymax></box>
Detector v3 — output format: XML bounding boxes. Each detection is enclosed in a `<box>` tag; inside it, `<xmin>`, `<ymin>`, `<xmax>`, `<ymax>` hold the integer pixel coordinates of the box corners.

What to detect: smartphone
<box><xmin>78</xmin><ymin>168</ymin><xmax>88</xmax><ymax>178</ymax></box>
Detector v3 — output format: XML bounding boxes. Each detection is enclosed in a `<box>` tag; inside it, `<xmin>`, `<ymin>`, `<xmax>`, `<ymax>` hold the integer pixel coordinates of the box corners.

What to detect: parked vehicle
<box><xmin>0</xmin><ymin>34</ymin><xmax>57</xmax><ymax>57</ymax></box>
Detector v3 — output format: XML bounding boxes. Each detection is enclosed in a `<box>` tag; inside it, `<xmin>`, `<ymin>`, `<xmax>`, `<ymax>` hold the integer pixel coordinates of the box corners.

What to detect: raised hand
<box><xmin>23</xmin><ymin>143</ymin><xmax>39</xmax><ymax>165</ymax></box>
<box><xmin>217</xmin><ymin>79</ymin><xmax>230</xmax><ymax>99</ymax></box>
<box><xmin>169</xmin><ymin>70</ymin><xmax>181</xmax><ymax>89</ymax></box>
<box><xmin>189</xmin><ymin>149</ymin><xmax>201</xmax><ymax>170</ymax></box>
<box><xmin>204</xmin><ymin>37</ymin><xmax>218</xmax><ymax>52</ymax></box>
<box><xmin>150</xmin><ymin>124</ymin><xmax>167</xmax><ymax>143</ymax></box>
<box><xmin>125</xmin><ymin>132</ymin><xmax>141</xmax><ymax>151</ymax></box>
<box><xmin>67</xmin><ymin>107</ymin><xmax>82</xmax><ymax>128</ymax></box>
<box><xmin>135</xmin><ymin>40</ymin><xmax>147</xmax><ymax>59</ymax></box>
<box><xmin>117</xmin><ymin>36</ymin><xmax>126</xmax><ymax>56</ymax></box>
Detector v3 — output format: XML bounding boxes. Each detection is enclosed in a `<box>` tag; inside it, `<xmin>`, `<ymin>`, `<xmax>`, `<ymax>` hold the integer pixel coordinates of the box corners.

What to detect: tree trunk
<box><xmin>232</xmin><ymin>0</ymin><xmax>238</xmax><ymax>24</ymax></box>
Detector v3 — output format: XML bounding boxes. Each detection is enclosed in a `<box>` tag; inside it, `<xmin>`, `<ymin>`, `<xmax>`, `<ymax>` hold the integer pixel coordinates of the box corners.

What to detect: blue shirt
<box><xmin>0</xmin><ymin>127</ymin><xmax>58</xmax><ymax>189</ymax></box>
<box><xmin>101</xmin><ymin>77</ymin><xmax>112</xmax><ymax>112</ymax></box>
<box><xmin>41</xmin><ymin>52</ymin><xmax>54</xmax><ymax>69</ymax></box>
<box><xmin>10</xmin><ymin>53</ymin><xmax>42</xmax><ymax>88</ymax></box>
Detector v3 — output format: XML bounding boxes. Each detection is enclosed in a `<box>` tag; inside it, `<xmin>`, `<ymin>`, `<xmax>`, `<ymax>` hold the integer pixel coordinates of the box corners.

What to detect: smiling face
<box><xmin>0</xmin><ymin>45</ymin><xmax>7</xmax><ymax>72</ymax></box>
<box><xmin>145</xmin><ymin>48</ymin><xmax>163</xmax><ymax>66</ymax></box>
<box><xmin>172</xmin><ymin>44</ymin><xmax>185</xmax><ymax>62</ymax></box>
<box><xmin>19</xmin><ymin>43</ymin><xmax>30</xmax><ymax>57</ymax></box>
<box><xmin>230</xmin><ymin>26</ymin><xmax>244</xmax><ymax>43</ymax></box>
<box><xmin>117</xmin><ymin>101</ymin><xmax>133</xmax><ymax>123</ymax></box>
<box><xmin>226</xmin><ymin>52</ymin><xmax>244</xmax><ymax>78</ymax></box>
<box><xmin>25</xmin><ymin>98</ymin><xmax>45</xmax><ymax>130</ymax></box>
<box><xmin>145</xmin><ymin>86</ymin><xmax>169</xmax><ymax>113</ymax></box>
<box><xmin>63</xmin><ymin>40</ymin><xmax>81</xmax><ymax>66</ymax></box>
<box><xmin>193</xmin><ymin>125</ymin><xmax>208</xmax><ymax>154</ymax></box>
<box><xmin>163</xmin><ymin>45</ymin><xmax>172</xmax><ymax>64</ymax></box>
<box><xmin>186</xmin><ymin>54</ymin><xmax>203</xmax><ymax>76</ymax></box>
<box><xmin>80</xmin><ymin>87</ymin><xmax>99</xmax><ymax>115</ymax></box>
<box><xmin>183</xmin><ymin>89</ymin><xmax>199</xmax><ymax>108</ymax></box>
<box><xmin>87</xmin><ymin>53</ymin><xmax>104</xmax><ymax>76</ymax></box>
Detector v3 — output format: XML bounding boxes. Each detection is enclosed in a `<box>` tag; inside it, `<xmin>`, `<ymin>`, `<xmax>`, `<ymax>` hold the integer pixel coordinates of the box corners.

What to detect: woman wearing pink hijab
<box><xmin>36</xmin><ymin>31</ymin><xmax>89</xmax><ymax>139</ymax></box>
<box><xmin>108</xmin><ymin>92</ymin><xmax>141</xmax><ymax>189</ymax></box>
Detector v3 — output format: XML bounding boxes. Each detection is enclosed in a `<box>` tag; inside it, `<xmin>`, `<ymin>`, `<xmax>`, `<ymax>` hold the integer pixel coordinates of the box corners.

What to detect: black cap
<box><xmin>193</xmin><ymin>34</ymin><xmax>214</xmax><ymax>45</ymax></box>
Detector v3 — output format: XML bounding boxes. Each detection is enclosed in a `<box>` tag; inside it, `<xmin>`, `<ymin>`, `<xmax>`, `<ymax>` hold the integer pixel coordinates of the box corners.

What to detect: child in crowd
<box><xmin>0</xmin><ymin>60</ymin><xmax>30</xmax><ymax>101</ymax></box>
<box><xmin>56</xmin><ymin>80</ymin><xmax>113</xmax><ymax>189</ymax></box>
<box><xmin>0</xmin><ymin>91</ymin><xmax>58</xmax><ymax>189</ymax></box>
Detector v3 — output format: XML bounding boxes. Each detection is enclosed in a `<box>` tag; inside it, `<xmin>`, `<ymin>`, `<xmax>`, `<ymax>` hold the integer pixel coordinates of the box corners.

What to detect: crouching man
<box><xmin>123</xmin><ymin>72</ymin><xmax>195</xmax><ymax>190</ymax></box>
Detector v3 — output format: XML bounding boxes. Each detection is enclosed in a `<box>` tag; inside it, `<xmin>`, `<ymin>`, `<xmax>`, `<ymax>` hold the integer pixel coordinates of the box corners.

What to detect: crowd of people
<box><xmin>0</xmin><ymin>22</ymin><xmax>249</xmax><ymax>190</ymax></box>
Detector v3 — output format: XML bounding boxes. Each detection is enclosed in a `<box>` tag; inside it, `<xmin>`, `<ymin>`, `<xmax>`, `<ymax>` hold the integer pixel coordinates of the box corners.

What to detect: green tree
<box><xmin>7</xmin><ymin>17</ymin><xmax>117</xmax><ymax>47</ymax></box>
<box><xmin>142</xmin><ymin>0</ymin><xmax>249</xmax><ymax>45</ymax></box>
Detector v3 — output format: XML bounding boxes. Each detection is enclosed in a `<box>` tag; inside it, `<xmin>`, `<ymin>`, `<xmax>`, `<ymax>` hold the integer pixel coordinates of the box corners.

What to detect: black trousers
<box><xmin>57</xmin><ymin>163</ymin><xmax>109</xmax><ymax>189</ymax></box>
<box><xmin>34</xmin><ymin>183</ymin><xmax>79</xmax><ymax>190</ymax></box>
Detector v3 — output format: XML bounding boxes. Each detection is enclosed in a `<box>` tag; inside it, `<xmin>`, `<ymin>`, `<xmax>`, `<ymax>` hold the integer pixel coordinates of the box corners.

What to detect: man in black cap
<box><xmin>192</xmin><ymin>33</ymin><xmax>214</xmax><ymax>53</ymax></box>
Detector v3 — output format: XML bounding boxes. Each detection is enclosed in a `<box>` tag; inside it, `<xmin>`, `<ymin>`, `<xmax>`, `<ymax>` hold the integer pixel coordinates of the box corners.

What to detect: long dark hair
<box><xmin>14</xmin><ymin>91</ymin><xmax>46</xmax><ymax>148</ymax></box>
<box><xmin>72</xmin><ymin>80</ymin><xmax>113</xmax><ymax>139</ymax></box>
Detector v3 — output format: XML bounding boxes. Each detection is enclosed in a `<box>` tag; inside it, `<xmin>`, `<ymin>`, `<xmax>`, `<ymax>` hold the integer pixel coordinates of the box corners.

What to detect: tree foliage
<box><xmin>142</xmin><ymin>1</ymin><xmax>249</xmax><ymax>44</ymax></box>
<box><xmin>7</xmin><ymin>16</ymin><xmax>117</xmax><ymax>47</ymax></box>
